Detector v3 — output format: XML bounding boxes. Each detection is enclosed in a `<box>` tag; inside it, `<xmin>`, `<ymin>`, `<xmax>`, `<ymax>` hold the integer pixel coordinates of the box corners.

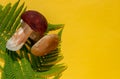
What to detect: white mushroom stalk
<box><xmin>6</xmin><ymin>22</ymin><xmax>33</xmax><ymax>51</ymax></box>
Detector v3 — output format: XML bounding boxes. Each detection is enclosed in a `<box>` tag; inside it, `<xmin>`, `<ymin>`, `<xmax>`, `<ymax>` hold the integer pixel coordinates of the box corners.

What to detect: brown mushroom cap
<box><xmin>31</xmin><ymin>34</ymin><xmax>59</xmax><ymax>56</ymax></box>
<box><xmin>21</xmin><ymin>10</ymin><xmax>48</xmax><ymax>35</ymax></box>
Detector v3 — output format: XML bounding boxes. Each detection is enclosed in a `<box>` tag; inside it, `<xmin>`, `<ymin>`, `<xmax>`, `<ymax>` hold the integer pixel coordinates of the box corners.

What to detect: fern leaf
<box><xmin>20</xmin><ymin>45</ymin><xmax>29</xmax><ymax>60</ymax></box>
<box><xmin>0</xmin><ymin>1</ymin><xmax>20</xmax><ymax>33</ymax></box>
<box><xmin>35</xmin><ymin>64</ymin><xmax>67</xmax><ymax>78</ymax></box>
<box><xmin>13</xmin><ymin>61</ymin><xmax>24</xmax><ymax>79</ymax></box>
<box><xmin>5</xmin><ymin>2</ymin><xmax>25</xmax><ymax>32</ymax></box>
<box><xmin>0</xmin><ymin>3</ymin><xmax>11</xmax><ymax>25</ymax></box>
<box><xmin>42</xmin><ymin>56</ymin><xmax>63</xmax><ymax>66</ymax></box>
<box><xmin>47</xmin><ymin>23</ymin><xmax>64</xmax><ymax>32</ymax></box>
<box><xmin>21</xmin><ymin>58</ymin><xmax>35</xmax><ymax>79</ymax></box>
<box><xmin>10</xmin><ymin>7</ymin><xmax>26</xmax><ymax>35</ymax></box>
<box><xmin>3</xmin><ymin>54</ymin><xmax>15</xmax><ymax>79</ymax></box>
<box><xmin>0</xmin><ymin>39</ymin><xmax>7</xmax><ymax>52</ymax></box>
<box><xmin>58</xmin><ymin>28</ymin><xmax>64</xmax><ymax>40</ymax></box>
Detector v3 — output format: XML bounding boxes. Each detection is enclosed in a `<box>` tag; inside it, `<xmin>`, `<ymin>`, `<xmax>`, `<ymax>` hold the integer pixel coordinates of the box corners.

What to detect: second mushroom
<box><xmin>31</xmin><ymin>34</ymin><xmax>59</xmax><ymax>56</ymax></box>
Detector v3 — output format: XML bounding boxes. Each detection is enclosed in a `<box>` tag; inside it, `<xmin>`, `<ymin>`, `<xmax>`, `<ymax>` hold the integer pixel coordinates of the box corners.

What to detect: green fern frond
<box><xmin>11</xmin><ymin>7</ymin><xmax>26</xmax><ymax>34</ymax></box>
<box><xmin>58</xmin><ymin>27</ymin><xmax>64</xmax><ymax>40</ymax></box>
<box><xmin>0</xmin><ymin>3</ymin><xmax>11</xmax><ymax>25</ymax></box>
<box><xmin>21</xmin><ymin>58</ymin><xmax>35</xmax><ymax>79</ymax></box>
<box><xmin>2</xmin><ymin>54</ymin><xmax>33</xmax><ymax>79</ymax></box>
<box><xmin>35</xmin><ymin>64</ymin><xmax>67</xmax><ymax>78</ymax></box>
<box><xmin>0</xmin><ymin>1</ymin><xmax>20</xmax><ymax>34</ymax></box>
<box><xmin>53</xmin><ymin>74</ymin><xmax>62</xmax><ymax>79</ymax></box>
<box><xmin>47</xmin><ymin>23</ymin><xmax>64</xmax><ymax>32</ymax></box>
<box><xmin>5</xmin><ymin>2</ymin><xmax>25</xmax><ymax>32</ymax></box>
<box><xmin>2</xmin><ymin>54</ymin><xmax>15</xmax><ymax>79</ymax></box>
<box><xmin>13</xmin><ymin>61</ymin><xmax>24</xmax><ymax>79</ymax></box>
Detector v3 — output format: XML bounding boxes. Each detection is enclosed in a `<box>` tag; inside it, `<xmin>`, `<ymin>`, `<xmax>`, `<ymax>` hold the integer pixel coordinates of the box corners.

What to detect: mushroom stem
<box><xmin>29</xmin><ymin>31</ymin><xmax>42</xmax><ymax>42</ymax></box>
<box><xmin>6</xmin><ymin>22</ymin><xmax>33</xmax><ymax>51</ymax></box>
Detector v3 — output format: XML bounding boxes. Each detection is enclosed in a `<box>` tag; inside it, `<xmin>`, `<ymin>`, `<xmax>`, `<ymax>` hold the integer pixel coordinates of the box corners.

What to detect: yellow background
<box><xmin>0</xmin><ymin>0</ymin><xmax>120</xmax><ymax>79</ymax></box>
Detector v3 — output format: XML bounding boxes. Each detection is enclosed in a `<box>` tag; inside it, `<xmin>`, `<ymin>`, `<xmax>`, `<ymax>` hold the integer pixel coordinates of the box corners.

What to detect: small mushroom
<box><xmin>31</xmin><ymin>34</ymin><xmax>59</xmax><ymax>56</ymax></box>
<box><xmin>6</xmin><ymin>10</ymin><xmax>48</xmax><ymax>51</ymax></box>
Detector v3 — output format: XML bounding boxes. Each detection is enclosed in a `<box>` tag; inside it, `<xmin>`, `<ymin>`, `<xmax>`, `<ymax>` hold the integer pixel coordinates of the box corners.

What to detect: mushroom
<box><xmin>6</xmin><ymin>10</ymin><xmax>48</xmax><ymax>51</ymax></box>
<box><xmin>31</xmin><ymin>34</ymin><xmax>59</xmax><ymax>56</ymax></box>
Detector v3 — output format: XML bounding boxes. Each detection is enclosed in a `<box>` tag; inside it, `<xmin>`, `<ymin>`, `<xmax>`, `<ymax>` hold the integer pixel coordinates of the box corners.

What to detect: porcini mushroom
<box><xmin>31</xmin><ymin>34</ymin><xmax>59</xmax><ymax>56</ymax></box>
<box><xmin>6</xmin><ymin>10</ymin><xmax>48</xmax><ymax>51</ymax></box>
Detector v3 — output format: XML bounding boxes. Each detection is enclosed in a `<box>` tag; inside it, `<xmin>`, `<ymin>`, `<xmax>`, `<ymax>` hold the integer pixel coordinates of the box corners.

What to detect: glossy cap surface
<box><xmin>21</xmin><ymin>10</ymin><xmax>48</xmax><ymax>35</ymax></box>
